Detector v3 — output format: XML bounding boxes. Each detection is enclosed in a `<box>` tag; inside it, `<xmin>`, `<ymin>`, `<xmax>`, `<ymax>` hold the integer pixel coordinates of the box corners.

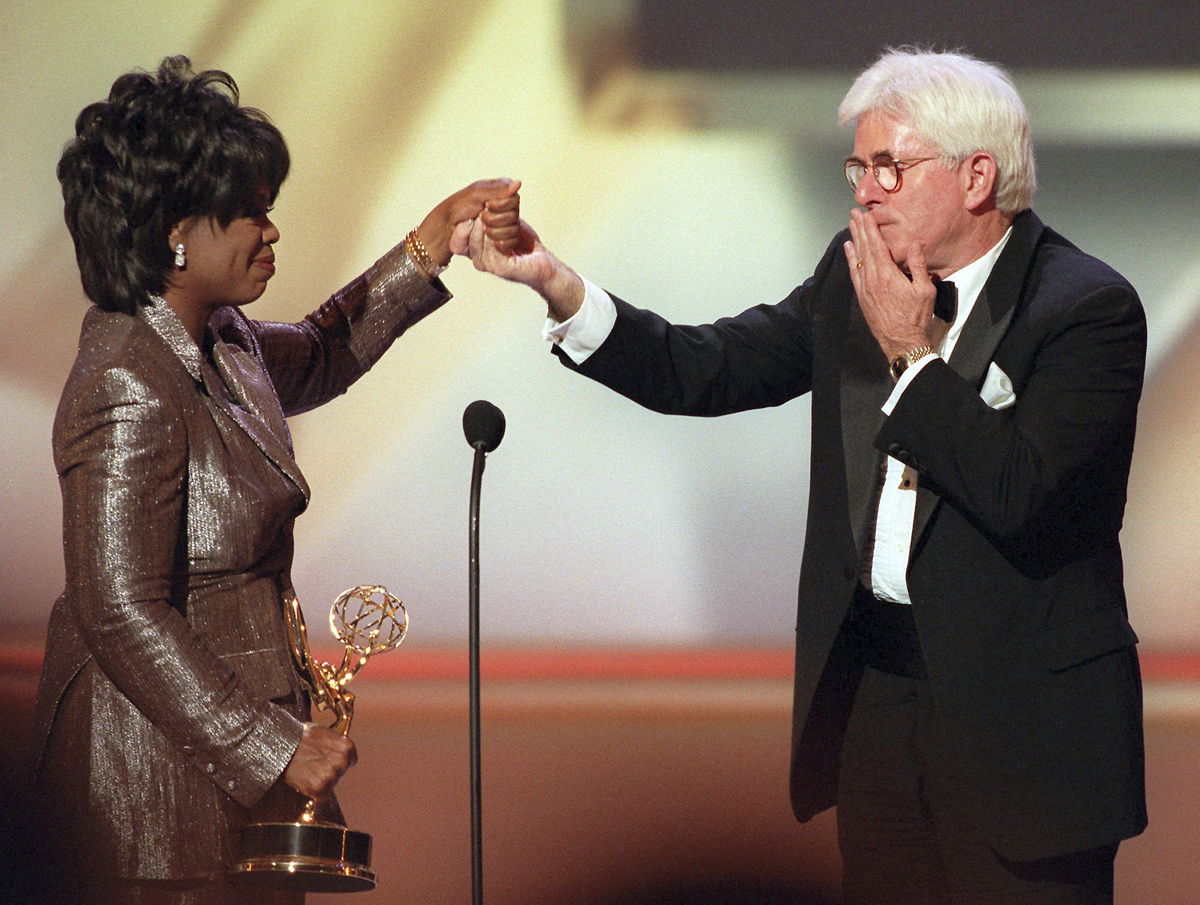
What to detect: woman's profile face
<box><xmin>171</xmin><ymin>190</ymin><xmax>279</xmax><ymax>309</ymax></box>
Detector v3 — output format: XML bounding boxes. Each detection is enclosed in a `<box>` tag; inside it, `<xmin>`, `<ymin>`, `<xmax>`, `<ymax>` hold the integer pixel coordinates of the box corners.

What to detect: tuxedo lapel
<box><xmin>943</xmin><ymin>285</ymin><xmax>1017</xmax><ymax>389</ymax></box>
<box><xmin>841</xmin><ymin>296</ymin><xmax>892</xmax><ymax>558</ymax></box>
<box><xmin>910</xmin><ymin>211</ymin><xmax>1043</xmax><ymax>546</ymax></box>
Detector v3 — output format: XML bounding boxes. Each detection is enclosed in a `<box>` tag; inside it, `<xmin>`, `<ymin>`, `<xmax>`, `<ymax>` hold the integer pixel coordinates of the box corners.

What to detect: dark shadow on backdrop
<box><xmin>634</xmin><ymin>0</ymin><xmax>1200</xmax><ymax>70</ymax></box>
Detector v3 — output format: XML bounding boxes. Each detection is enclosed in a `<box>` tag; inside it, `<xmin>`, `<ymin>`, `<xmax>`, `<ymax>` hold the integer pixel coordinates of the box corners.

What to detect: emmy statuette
<box><xmin>231</xmin><ymin>585</ymin><xmax>408</xmax><ymax>893</ymax></box>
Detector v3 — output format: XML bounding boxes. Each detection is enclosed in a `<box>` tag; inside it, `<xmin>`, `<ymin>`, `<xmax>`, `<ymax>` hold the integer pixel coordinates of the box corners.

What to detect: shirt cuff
<box><xmin>541</xmin><ymin>275</ymin><xmax>617</xmax><ymax>365</ymax></box>
<box><xmin>881</xmin><ymin>352</ymin><xmax>941</xmax><ymax>415</ymax></box>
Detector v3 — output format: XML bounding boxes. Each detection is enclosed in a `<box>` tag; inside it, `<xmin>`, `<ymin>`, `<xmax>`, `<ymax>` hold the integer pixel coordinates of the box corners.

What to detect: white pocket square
<box><xmin>980</xmin><ymin>362</ymin><xmax>1016</xmax><ymax>410</ymax></box>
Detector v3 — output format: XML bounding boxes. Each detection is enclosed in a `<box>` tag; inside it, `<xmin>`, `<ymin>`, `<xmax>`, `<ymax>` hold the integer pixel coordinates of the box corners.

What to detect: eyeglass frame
<box><xmin>843</xmin><ymin>155</ymin><xmax>941</xmax><ymax>193</ymax></box>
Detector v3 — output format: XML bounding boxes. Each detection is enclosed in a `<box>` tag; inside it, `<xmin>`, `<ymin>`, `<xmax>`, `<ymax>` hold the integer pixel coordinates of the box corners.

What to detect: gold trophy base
<box><xmin>231</xmin><ymin>821</ymin><xmax>375</xmax><ymax>893</ymax></box>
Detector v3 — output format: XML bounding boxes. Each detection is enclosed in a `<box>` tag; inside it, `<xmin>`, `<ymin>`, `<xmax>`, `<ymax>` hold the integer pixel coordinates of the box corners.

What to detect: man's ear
<box><xmin>963</xmin><ymin>152</ymin><xmax>998</xmax><ymax>212</ymax></box>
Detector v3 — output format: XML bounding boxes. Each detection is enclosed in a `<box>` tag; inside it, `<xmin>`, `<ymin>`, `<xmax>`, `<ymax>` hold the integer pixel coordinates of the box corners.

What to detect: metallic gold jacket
<box><xmin>31</xmin><ymin>243</ymin><xmax>447</xmax><ymax>881</ymax></box>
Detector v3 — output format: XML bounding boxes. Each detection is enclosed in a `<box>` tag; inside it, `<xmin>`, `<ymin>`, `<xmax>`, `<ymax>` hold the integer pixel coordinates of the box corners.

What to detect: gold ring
<box><xmin>855</xmin><ymin>260</ymin><xmax>863</xmax><ymax>270</ymax></box>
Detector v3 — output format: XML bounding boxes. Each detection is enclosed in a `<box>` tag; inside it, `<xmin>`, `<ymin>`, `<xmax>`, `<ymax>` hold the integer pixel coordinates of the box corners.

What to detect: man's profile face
<box><xmin>849</xmin><ymin>110</ymin><xmax>973</xmax><ymax>277</ymax></box>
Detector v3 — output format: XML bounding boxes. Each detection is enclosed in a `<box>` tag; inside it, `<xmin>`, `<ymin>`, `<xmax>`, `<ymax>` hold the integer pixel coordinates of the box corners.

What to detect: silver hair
<box><xmin>838</xmin><ymin>47</ymin><xmax>1036</xmax><ymax>214</ymax></box>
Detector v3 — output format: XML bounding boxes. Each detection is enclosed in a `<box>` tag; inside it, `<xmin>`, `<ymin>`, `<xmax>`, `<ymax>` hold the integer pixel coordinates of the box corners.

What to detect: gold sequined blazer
<box><xmin>31</xmin><ymin>242</ymin><xmax>447</xmax><ymax>881</ymax></box>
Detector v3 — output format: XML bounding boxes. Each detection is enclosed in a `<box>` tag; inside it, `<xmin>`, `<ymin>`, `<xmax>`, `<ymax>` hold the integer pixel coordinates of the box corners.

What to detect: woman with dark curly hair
<box><xmin>29</xmin><ymin>55</ymin><xmax>519</xmax><ymax>904</ymax></box>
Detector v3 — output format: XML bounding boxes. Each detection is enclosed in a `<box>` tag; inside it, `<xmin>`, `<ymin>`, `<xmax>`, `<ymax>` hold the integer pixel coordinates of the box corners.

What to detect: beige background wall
<box><xmin>3</xmin><ymin>0</ymin><xmax>1197</xmax><ymax>648</ymax></box>
<box><xmin>1</xmin><ymin>2</ymin><xmax>1197</xmax><ymax>903</ymax></box>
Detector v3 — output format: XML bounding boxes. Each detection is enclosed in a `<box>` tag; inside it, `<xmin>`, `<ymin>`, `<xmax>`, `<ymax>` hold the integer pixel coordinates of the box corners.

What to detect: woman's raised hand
<box><xmin>416</xmin><ymin>178</ymin><xmax>521</xmax><ymax>268</ymax></box>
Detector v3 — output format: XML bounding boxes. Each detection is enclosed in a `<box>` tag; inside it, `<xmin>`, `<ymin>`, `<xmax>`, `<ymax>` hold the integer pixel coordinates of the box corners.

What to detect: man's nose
<box><xmin>855</xmin><ymin>169</ymin><xmax>885</xmax><ymax>206</ymax></box>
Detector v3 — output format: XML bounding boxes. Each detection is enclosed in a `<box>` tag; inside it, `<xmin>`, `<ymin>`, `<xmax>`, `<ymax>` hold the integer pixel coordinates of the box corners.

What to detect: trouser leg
<box><xmin>837</xmin><ymin>666</ymin><xmax>1118</xmax><ymax>905</ymax></box>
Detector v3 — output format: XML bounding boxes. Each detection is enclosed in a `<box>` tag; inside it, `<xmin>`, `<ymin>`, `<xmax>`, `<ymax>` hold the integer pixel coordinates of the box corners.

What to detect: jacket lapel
<box><xmin>138</xmin><ymin>296</ymin><xmax>310</xmax><ymax>502</ymax></box>
<box><xmin>205</xmin><ymin>337</ymin><xmax>311</xmax><ymax>502</ymax></box>
<box><xmin>841</xmin><ymin>296</ymin><xmax>892</xmax><ymax>559</ymax></box>
<box><xmin>909</xmin><ymin>210</ymin><xmax>1044</xmax><ymax>546</ymax></box>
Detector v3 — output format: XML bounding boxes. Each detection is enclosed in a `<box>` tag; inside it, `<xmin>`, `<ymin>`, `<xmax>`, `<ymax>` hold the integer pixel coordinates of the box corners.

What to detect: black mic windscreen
<box><xmin>462</xmin><ymin>400</ymin><xmax>506</xmax><ymax>453</ymax></box>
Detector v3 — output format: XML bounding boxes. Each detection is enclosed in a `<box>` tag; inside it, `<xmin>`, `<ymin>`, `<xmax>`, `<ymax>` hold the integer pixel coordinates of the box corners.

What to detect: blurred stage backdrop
<box><xmin>2</xmin><ymin>2</ymin><xmax>1198</xmax><ymax>903</ymax></box>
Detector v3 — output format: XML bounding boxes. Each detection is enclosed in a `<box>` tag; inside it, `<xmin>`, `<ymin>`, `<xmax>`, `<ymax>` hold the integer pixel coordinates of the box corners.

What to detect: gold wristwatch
<box><xmin>889</xmin><ymin>345</ymin><xmax>935</xmax><ymax>381</ymax></box>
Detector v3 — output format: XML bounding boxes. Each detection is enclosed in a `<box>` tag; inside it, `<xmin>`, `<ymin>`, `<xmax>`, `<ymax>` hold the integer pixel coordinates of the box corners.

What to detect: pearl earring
<box><xmin>174</xmin><ymin>243</ymin><xmax>186</xmax><ymax>269</ymax></box>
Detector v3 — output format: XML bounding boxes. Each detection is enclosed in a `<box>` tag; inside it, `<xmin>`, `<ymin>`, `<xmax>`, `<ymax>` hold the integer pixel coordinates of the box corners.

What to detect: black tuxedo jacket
<box><xmin>559</xmin><ymin>210</ymin><xmax>1147</xmax><ymax>860</ymax></box>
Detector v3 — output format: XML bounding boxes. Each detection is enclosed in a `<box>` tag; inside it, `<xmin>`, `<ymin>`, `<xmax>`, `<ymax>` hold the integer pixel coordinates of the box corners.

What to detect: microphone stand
<box><xmin>462</xmin><ymin>399</ymin><xmax>504</xmax><ymax>905</ymax></box>
<box><xmin>467</xmin><ymin>441</ymin><xmax>487</xmax><ymax>905</ymax></box>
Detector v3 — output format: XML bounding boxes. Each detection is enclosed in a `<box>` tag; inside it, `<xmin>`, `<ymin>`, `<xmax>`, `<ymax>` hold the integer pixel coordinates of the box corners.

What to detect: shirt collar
<box><xmin>939</xmin><ymin>225</ymin><xmax>1013</xmax><ymax>357</ymax></box>
<box><xmin>138</xmin><ymin>294</ymin><xmax>204</xmax><ymax>383</ymax></box>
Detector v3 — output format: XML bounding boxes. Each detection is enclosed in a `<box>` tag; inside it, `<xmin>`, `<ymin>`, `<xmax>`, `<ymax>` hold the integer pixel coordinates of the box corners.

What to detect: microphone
<box><xmin>462</xmin><ymin>400</ymin><xmax>506</xmax><ymax>453</ymax></box>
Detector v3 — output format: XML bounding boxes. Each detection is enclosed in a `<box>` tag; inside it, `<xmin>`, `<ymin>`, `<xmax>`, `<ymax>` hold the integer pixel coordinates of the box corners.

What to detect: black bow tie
<box><xmin>934</xmin><ymin>279</ymin><xmax>957</xmax><ymax>323</ymax></box>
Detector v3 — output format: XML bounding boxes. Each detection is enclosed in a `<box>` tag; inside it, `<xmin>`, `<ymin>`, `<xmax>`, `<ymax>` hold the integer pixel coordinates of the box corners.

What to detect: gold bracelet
<box><xmin>405</xmin><ymin>229</ymin><xmax>445</xmax><ymax>280</ymax></box>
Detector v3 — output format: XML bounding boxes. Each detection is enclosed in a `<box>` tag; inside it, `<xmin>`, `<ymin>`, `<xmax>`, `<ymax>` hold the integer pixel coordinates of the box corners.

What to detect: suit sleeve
<box><xmin>56</xmin><ymin>364</ymin><xmax>303</xmax><ymax>808</ymax></box>
<box><xmin>249</xmin><ymin>241</ymin><xmax>452</xmax><ymax>417</ymax></box>
<box><xmin>880</xmin><ymin>274</ymin><xmax>1146</xmax><ymax>548</ymax></box>
<box><xmin>560</xmin><ymin>237</ymin><xmax>849</xmax><ymax>416</ymax></box>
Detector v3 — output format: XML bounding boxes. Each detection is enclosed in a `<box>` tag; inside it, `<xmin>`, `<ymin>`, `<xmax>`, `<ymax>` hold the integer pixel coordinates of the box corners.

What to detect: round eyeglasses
<box><xmin>844</xmin><ymin>155</ymin><xmax>938</xmax><ymax>193</ymax></box>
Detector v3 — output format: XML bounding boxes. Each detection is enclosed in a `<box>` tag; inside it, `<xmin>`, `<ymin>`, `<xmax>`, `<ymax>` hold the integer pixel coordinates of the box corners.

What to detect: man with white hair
<box><xmin>464</xmin><ymin>48</ymin><xmax>1147</xmax><ymax>903</ymax></box>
